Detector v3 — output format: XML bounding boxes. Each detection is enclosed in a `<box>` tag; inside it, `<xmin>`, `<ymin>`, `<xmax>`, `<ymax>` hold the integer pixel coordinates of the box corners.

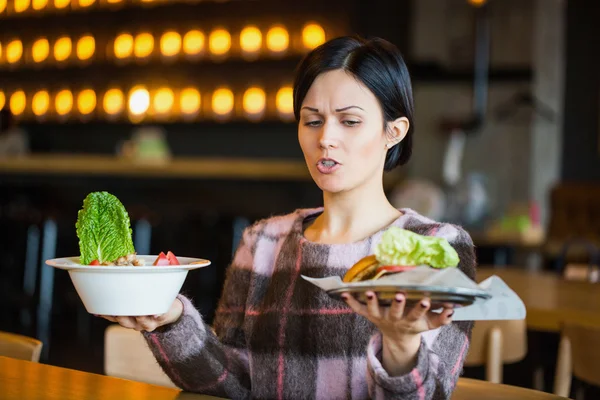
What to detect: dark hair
<box><xmin>293</xmin><ymin>35</ymin><xmax>414</xmax><ymax>170</ymax></box>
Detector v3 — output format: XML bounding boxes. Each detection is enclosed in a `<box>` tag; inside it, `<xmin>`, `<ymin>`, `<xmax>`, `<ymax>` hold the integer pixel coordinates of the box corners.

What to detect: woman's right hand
<box><xmin>97</xmin><ymin>298</ymin><xmax>184</xmax><ymax>332</ymax></box>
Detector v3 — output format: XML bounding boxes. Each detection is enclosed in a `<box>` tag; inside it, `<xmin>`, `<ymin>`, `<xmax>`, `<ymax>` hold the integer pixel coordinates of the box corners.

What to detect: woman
<box><xmin>102</xmin><ymin>36</ymin><xmax>476</xmax><ymax>400</ymax></box>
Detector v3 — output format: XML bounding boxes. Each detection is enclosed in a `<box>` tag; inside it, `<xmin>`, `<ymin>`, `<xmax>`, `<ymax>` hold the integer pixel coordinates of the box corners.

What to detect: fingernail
<box><xmin>153</xmin><ymin>315</ymin><xmax>161</xmax><ymax>319</ymax></box>
<box><xmin>395</xmin><ymin>294</ymin><xmax>403</xmax><ymax>303</ymax></box>
<box><xmin>366</xmin><ymin>293</ymin><xmax>374</xmax><ymax>300</ymax></box>
<box><xmin>420</xmin><ymin>302</ymin><xmax>428</xmax><ymax>308</ymax></box>
<box><xmin>341</xmin><ymin>294</ymin><xmax>349</xmax><ymax>301</ymax></box>
<box><xmin>448</xmin><ymin>311</ymin><xmax>454</xmax><ymax>317</ymax></box>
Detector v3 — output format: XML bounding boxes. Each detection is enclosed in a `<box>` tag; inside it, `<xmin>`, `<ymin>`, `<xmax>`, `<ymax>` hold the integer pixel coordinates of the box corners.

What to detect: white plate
<box><xmin>46</xmin><ymin>255</ymin><xmax>211</xmax><ymax>272</ymax></box>
<box><xmin>327</xmin><ymin>284</ymin><xmax>491</xmax><ymax>307</ymax></box>
<box><xmin>45</xmin><ymin>255</ymin><xmax>211</xmax><ymax>316</ymax></box>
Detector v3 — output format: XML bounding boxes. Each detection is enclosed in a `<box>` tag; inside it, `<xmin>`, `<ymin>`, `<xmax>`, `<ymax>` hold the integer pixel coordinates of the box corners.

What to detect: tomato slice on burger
<box><xmin>376</xmin><ymin>265</ymin><xmax>416</xmax><ymax>274</ymax></box>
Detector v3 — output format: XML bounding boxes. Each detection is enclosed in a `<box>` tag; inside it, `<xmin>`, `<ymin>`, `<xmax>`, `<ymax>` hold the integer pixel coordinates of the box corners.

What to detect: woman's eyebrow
<box><xmin>335</xmin><ymin>105</ymin><xmax>364</xmax><ymax>112</ymax></box>
<box><xmin>300</xmin><ymin>105</ymin><xmax>365</xmax><ymax>112</ymax></box>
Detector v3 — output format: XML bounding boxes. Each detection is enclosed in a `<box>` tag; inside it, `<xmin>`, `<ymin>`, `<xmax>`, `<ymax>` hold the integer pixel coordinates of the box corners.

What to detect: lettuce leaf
<box><xmin>374</xmin><ymin>227</ymin><xmax>459</xmax><ymax>268</ymax></box>
<box><xmin>75</xmin><ymin>192</ymin><xmax>136</xmax><ymax>265</ymax></box>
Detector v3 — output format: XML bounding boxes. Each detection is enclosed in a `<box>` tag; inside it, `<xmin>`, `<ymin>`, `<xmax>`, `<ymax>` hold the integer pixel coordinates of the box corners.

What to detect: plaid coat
<box><xmin>144</xmin><ymin>208</ymin><xmax>477</xmax><ymax>400</ymax></box>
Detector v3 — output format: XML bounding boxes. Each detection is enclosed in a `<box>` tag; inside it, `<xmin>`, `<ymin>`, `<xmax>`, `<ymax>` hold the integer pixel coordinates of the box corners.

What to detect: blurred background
<box><xmin>0</xmin><ymin>0</ymin><xmax>599</xmax><ymax>397</ymax></box>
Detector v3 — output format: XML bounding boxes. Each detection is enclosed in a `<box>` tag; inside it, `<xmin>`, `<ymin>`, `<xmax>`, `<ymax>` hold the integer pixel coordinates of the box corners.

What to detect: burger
<box><xmin>342</xmin><ymin>255</ymin><xmax>418</xmax><ymax>283</ymax></box>
<box><xmin>342</xmin><ymin>227</ymin><xmax>459</xmax><ymax>283</ymax></box>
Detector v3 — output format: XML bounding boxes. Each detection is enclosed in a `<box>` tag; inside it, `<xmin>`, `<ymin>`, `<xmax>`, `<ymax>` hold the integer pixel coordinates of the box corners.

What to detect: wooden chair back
<box><xmin>0</xmin><ymin>331</ymin><xmax>43</xmax><ymax>362</ymax></box>
<box><xmin>104</xmin><ymin>324</ymin><xmax>177</xmax><ymax>388</ymax></box>
<box><xmin>464</xmin><ymin>319</ymin><xmax>528</xmax><ymax>383</ymax></box>
<box><xmin>554</xmin><ymin>322</ymin><xmax>600</xmax><ymax>397</ymax></box>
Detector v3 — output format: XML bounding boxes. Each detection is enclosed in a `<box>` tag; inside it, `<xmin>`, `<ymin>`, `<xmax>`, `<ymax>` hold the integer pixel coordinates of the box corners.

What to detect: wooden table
<box><xmin>0</xmin><ymin>356</ymin><xmax>219</xmax><ymax>400</ymax></box>
<box><xmin>471</xmin><ymin>233</ymin><xmax>544</xmax><ymax>267</ymax></box>
<box><xmin>478</xmin><ymin>267</ymin><xmax>600</xmax><ymax>332</ymax></box>
<box><xmin>452</xmin><ymin>378</ymin><xmax>566</xmax><ymax>399</ymax></box>
<box><xmin>0</xmin><ymin>356</ymin><xmax>567</xmax><ymax>400</ymax></box>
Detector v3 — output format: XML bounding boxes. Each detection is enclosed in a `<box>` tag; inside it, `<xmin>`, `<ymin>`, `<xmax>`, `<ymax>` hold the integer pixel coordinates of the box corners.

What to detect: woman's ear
<box><xmin>385</xmin><ymin>117</ymin><xmax>410</xmax><ymax>148</ymax></box>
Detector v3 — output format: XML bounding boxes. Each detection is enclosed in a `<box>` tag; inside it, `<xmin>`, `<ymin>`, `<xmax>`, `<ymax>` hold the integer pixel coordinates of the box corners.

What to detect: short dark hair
<box><xmin>293</xmin><ymin>35</ymin><xmax>415</xmax><ymax>170</ymax></box>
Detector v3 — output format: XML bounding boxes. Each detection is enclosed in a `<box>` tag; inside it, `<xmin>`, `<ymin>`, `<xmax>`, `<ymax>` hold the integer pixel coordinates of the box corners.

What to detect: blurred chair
<box><xmin>464</xmin><ymin>319</ymin><xmax>528</xmax><ymax>383</ymax></box>
<box><xmin>0</xmin><ymin>195</ymin><xmax>57</xmax><ymax>362</ymax></box>
<box><xmin>104</xmin><ymin>324</ymin><xmax>177</xmax><ymax>388</ymax></box>
<box><xmin>554</xmin><ymin>322</ymin><xmax>600</xmax><ymax>399</ymax></box>
<box><xmin>563</xmin><ymin>263</ymin><xmax>599</xmax><ymax>283</ymax></box>
<box><xmin>0</xmin><ymin>197</ymin><xmax>42</xmax><ymax>332</ymax></box>
<box><xmin>554</xmin><ymin>239</ymin><xmax>599</xmax><ymax>283</ymax></box>
<box><xmin>544</xmin><ymin>183</ymin><xmax>600</xmax><ymax>271</ymax></box>
<box><xmin>0</xmin><ymin>331</ymin><xmax>43</xmax><ymax>362</ymax></box>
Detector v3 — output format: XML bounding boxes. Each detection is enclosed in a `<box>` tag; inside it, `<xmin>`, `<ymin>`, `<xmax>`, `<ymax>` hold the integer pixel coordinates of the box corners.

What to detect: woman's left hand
<box><xmin>341</xmin><ymin>291</ymin><xmax>455</xmax><ymax>343</ymax></box>
<box><xmin>342</xmin><ymin>291</ymin><xmax>455</xmax><ymax>375</ymax></box>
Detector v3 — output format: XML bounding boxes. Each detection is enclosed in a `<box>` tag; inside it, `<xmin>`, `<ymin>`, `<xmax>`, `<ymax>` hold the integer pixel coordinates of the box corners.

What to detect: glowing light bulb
<box><xmin>76</xmin><ymin>35</ymin><xmax>95</xmax><ymax>61</ymax></box>
<box><xmin>54</xmin><ymin>36</ymin><xmax>72</xmax><ymax>62</ymax></box>
<box><xmin>240</xmin><ymin>26</ymin><xmax>262</xmax><ymax>54</ymax></box>
<box><xmin>128</xmin><ymin>86</ymin><xmax>150</xmax><ymax>115</ymax></box>
<box><xmin>78</xmin><ymin>89</ymin><xmax>96</xmax><ymax>115</ymax></box>
<box><xmin>32</xmin><ymin>38</ymin><xmax>50</xmax><ymax>63</ymax></box>
<box><xmin>212</xmin><ymin>88</ymin><xmax>234</xmax><ymax>116</ymax></box>
<box><xmin>266</xmin><ymin>26</ymin><xmax>288</xmax><ymax>53</ymax></box>
<box><xmin>276</xmin><ymin>86</ymin><xmax>294</xmax><ymax>118</ymax></box>
<box><xmin>183</xmin><ymin>30</ymin><xmax>204</xmax><ymax>56</ymax></box>
<box><xmin>302</xmin><ymin>23</ymin><xmax>325</xmax><ymax>49</ymax></box>
<box><xmin>54</xmin><ymin>0</ymin><xmax>69</xmax><ymax>9</ymax></box>
<box><xmin>468</xmin><ymin>0</ymin><xmax>487</xmax><ymax>7</ymax></box>
<box><xmin>243</xmin><ymin>87</ymin><xmax>266</xmax><ymax>118</ymax></box>
<box><xmin>55</xmin><ymin>89</ymin><xmax>73</xmax><ymax>116</ymax></box>
<box><xmin>14</xmin><ymin>0</ymin><xmax>30</xmax><ymax>13</ymax></box>
<box><xmin>209</xmin><ymin>29</ymin><xmax>231</xmax><ymax>56</ymax></box>
<box><xmin>6</xmin><ymin>40</ymin><xmax>23</xmax><ymax>64</ymax></box>
<box><xmin>104</xmin><ymin>88</ymin><xmax>124</xmax><ymax>115</ymax></box>
<box><xmin>32</xmin><ymin>0</ymin><xmax>48</xmax><ymax>11</ymax></box>
<box><xmin>134</xmin><ymin>33</ymin><xmax>154</xmax><ymax>58</ymax></box>
<box><xmin>160</xmin><ymin>31</ymin><xmax>181</xmax><ymax>57</ymax></box>
<box><xmin>114</xmin><ymin>34</ymin><xmax>133</xmax><ymax>59</ymax></box>
<box><xmin>153</xmin><ymin>88</ymin><xmax>175</xmax><ymax>115</ymax></box>
<box><xmin>10</xmin><ymin>91</ymin><xmax>26</xmax><ymax>115</ymax></box>
<box><xmin>179</xmin><ymin>88</ymin><xmax>201</xmax><ymax>116</ymax></box>
<box><xmin>32</xmin><ymin>91</ymin><xmax>50</xmax><ymax>116</ymax></box>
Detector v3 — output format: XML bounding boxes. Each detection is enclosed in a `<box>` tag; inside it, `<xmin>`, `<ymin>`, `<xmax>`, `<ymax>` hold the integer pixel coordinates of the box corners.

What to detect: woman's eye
<box><xmin>304</xmin><ymin>120</ymin><xmax>322</xmax><ymax>127</ymax></box>
<box><xmin>343</xmin><ymin>120</ymin><xmax>361</xmax><ymax>127</ymax></box>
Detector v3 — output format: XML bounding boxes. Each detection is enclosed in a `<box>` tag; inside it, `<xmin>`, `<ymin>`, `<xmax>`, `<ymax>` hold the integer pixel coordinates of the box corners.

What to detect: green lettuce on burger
<box><xmin>342</xmin><ymin>227</ymin><xmax>459</xmax><ymax>283</ymax></box>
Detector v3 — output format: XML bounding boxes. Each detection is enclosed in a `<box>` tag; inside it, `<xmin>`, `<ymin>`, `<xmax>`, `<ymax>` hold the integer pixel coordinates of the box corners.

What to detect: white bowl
<box><xmin>46</xmin><ymin>256</ymin><xmax>211</xmax><ymax>316</ymax></box>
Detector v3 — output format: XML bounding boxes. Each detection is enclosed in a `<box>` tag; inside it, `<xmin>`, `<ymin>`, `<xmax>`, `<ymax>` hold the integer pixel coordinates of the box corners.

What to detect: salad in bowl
<box><xmin>46</xmin><ymin>191</ymin><xmax>210</xmax><ymax>316</ymax></box>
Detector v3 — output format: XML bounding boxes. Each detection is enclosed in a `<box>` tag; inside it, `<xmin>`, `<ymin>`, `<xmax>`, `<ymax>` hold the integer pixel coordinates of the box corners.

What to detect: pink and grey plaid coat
<box><xmin>144</xmin><ymin>208</ymin><xmax>476</xmax><ymax>400</ymax></box>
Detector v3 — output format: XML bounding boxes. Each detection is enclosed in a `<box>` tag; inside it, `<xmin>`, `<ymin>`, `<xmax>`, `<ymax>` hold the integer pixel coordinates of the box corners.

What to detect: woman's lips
<box><xmin>316</xmin><ymin>158</ymin><xmax>341</xmax><ymax>174</ymax></box>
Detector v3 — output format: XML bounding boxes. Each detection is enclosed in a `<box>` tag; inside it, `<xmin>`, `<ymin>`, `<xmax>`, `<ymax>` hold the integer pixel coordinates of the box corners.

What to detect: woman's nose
<box><xmin>319</xmin><ymin>123</ymin><xmax>339</xmax><ymax>149</ymax></box>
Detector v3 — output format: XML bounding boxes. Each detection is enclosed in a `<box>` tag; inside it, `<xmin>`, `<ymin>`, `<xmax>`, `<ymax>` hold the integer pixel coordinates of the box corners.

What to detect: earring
<box><xmin>386</xmin><ymin>143</ymin><xmax>393</xmax><ymax>149</ymax></box>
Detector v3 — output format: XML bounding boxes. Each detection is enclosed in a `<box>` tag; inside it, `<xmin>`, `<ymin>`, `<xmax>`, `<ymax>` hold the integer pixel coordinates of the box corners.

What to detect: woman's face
<box><xmin>298</xmin><ymin>69</ymin><xmax>401</xmax><ymax>195</ymax></box>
